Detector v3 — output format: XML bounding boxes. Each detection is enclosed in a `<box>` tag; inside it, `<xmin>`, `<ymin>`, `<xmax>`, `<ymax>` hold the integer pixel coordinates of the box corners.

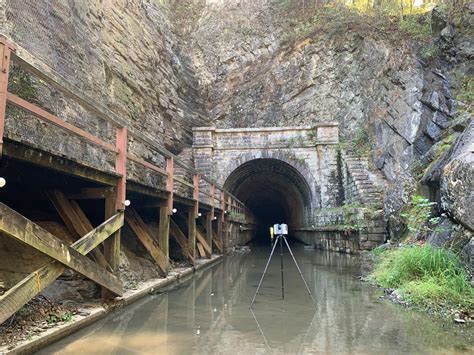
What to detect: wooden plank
<box><xmin>46</xmin><ymin>190</ymin><xmax>111</xmax><ymax>271</ymax></box>
<box><xmin>0</xmin><ymin>203</ymin><xmax>123</xmax><ymax>295</ymax></box>
<box><xmin>125</xmin><ymin>208</ymin><xmax>167</xmax><ymax>276</ymax></box>
<box><xmin>195</xmin><ymin>228</ymin><xmax>212</xmax><ymax>259</ymax></box>
<box><xmin>158</xmin><ymin>206</ymin><xmax>170</xmax><ymax>268</ymax></box>
<box><xmin>169</xmin><ymin>219</ymin><xmax>194</xmax><ymax>263</ymax></box>
<box><xmin>196</xmin><ymin>243</ymin><xmax>206</xmax><ymax>258</ymax></box>
<box><xmin>2</xmin><ymin>141</ymin><xmax>118</xmax><ymax>186</ymax></box>
<box><xmin>0</xmin><ymin>210</ymin><xmax>124</xmax><ymax>324</ymax></box>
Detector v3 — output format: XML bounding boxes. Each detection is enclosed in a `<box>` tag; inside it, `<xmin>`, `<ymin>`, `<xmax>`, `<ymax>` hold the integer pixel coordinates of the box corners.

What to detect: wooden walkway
<box><xmin>0</xmin><ymin>37</ymin><xmax>255</xmax><ymax>324</ymax></box>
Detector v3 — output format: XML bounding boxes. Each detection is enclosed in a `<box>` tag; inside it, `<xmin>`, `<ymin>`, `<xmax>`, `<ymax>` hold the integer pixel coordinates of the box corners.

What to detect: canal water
<box><xmin>40</xmin><ymin>243</ymin><xmax>472</xmax><ymax>354</ymax></box>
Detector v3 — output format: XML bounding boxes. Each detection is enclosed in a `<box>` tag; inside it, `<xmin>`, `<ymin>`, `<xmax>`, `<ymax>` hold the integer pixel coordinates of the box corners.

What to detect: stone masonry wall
<box><xmin>193</xmin><ymin>124</ymin><xmax>340</xmax><ymax>216</ymax></box>
<box><xmin>294</xmin><ymin>207</ymin><xmax>386</xmax><ymax>253</ymax></box>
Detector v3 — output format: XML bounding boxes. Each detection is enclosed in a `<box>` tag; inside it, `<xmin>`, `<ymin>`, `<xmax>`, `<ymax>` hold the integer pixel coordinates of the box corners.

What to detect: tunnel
<box><xmin>223</xmin><ymin>158</ymin><xmax>313</xmax><ymax>242</ymax></box>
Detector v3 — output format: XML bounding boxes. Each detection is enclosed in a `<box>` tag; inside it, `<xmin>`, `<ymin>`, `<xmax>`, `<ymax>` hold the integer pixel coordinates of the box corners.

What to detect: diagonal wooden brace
<box><xmin>0</xmin><ymin>203</ymin><xmax>123</xmax><ymax>293</ymax></box>
<box><xmin>195</xmin><ymin>228</ymin><xmax>212</xmax><ymax>259</ymax></box>
<box><xmin>124</xmin><ymin>207</ymin><xmax>168</xmax><ymax>276</ymax></box>
<box><xmin>0</xmin><ymin>205</ymin><xmax>124</xmax><ymax>324</ymax></box>
<box><xmin>169</xmin><ymin>219</ymin><xmax>194</xmax><ymax>263</ymax></box>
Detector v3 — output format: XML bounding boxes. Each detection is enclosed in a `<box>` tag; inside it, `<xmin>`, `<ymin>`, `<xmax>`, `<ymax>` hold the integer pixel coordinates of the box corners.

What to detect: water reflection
<box><xmin>40</xmin><ymin>244</ymin><xmax>472</xmax><ymax>354</ymax></box>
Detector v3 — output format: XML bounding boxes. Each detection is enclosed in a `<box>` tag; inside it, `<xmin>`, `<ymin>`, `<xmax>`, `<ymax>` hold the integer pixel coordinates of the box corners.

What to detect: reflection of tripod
<box><xmin>250</xmin><ymin>234</ymin><xmax>316</xmax><ymax>308</ymax></box>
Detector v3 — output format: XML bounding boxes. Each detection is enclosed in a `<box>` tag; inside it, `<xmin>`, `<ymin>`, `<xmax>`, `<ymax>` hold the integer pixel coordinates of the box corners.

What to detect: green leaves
<box><xmin>401</xmin><ymin>195</ymin><xmax>438</xmax><ymax>239</ymax></box>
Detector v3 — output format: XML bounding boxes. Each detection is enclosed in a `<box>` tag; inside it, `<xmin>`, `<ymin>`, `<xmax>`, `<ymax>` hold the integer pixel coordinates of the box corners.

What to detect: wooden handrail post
<box><xmin>220</xmin><ymin>191</ymin><xmax>225</xmax><ymax>223</ymax></box>
<box><xmin>210</xmin><ymin>184</ymin><xmax>215</xmax><ymax>219</ymax></box>
<box><xmin>166</xmin><ymin>157</ymin><xmax>174</xmax><ymax>215</ymax></box>
<box><xmin>188</xmin><ymin>208</ymin><xmax>196</xmax><ymax>263</ymax></box>
<box><xmin>0</xmin><ymin>38</ymin><xmax>14</xmax><ymax>156</ymax></box>
<box><xmin>193</xmin><ymin>174</ymin><xmax>199</xmax><ymax>218</ymax></box>
<box><xmin>115</xmin><ymin>127</ymin><xmax>127</xmax><ymax>211</ymax></box>
<box><xmin>205</xmin><ymin>212</ymin><xmax>213</xmax><ymax>258</ymax></box>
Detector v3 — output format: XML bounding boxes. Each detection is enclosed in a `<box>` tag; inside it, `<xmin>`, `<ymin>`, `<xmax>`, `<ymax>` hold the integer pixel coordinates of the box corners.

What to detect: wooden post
<box><xmin>159</xmin><ymin>206</ymin><xmax>170</xmax><ymax>271</ymax></box>
<box><xmin>220</xmin><ymin>192</ymin><xmax>225</xmax><ymax>223</ymax></box>
<box><xmin>188</xmin><ymin>208</ymin><xmax>196</xmax><ymax>263</ymax></box>
<box><xmin>205</xmin><ymin>213</ymin><xmax>213</xmax><ymax>258</ymax></box>
<box><xmin>193</xmin><ymin>174</ymin><xmax>199</xmax><ymax>218</ymax></box>
<box><xmin>0</xmin><ymin>38</ymin><xmax>14</xmax><ymax>156</ymax></box>
<box><xmin>115</xmin><ymin>127</ymin><xmax>127</xmax><ymax>210</ymax></box>
<box><xmin>210</xmin><ymin>184</ymin><xmax>215</xmax><ymax>220</ymax></box>
<box><xmin>166</xmin><ymin>157</ymin><xmax>174</xmax><ymax>214</ymax></box>
<box><xmin>103</xmin><ymin>189</ymin><xmax>120</xmax><ymax>298</ymax></box>
<box><xmin>217</xmin><ymin>213</ymin><xmax>223</xmax><ymax>255</ymax></box>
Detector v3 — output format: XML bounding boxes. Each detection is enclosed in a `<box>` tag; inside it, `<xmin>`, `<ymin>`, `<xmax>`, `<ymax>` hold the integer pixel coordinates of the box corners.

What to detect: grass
<box><xmin>370</xmin><ymin>245</ymin><xmax>474</xmax><ymax>309</ymax></box>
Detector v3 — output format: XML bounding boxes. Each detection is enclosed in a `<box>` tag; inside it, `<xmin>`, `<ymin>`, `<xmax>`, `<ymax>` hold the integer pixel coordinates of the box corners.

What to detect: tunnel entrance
<box><xmin>224</xmin><ymin>158</ymin><xmax>312</xmax><ymax>243</ymax></box>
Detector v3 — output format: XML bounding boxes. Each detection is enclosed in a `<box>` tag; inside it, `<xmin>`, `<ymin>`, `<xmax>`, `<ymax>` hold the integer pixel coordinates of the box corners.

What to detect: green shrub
<box><xmin>401</xmin><ymin>195</ymin><xmax>439</xmax><ymax>240</ymax></box>
<box><xmin>399</xmin><ymin>15</ymin><xmax>432</xmax><ymax>41</ymax></box>
<box><xmin>371</xmin><ymin>245</ymin><xmax>473</xmax><ymax>308</ymax></box>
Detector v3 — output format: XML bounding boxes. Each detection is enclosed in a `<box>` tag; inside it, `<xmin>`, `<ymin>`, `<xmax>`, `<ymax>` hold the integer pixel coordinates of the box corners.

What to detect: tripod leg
<box><xmin>282</xmin><ymin>236</ymin><xmax>317</xmax><ymax>307</ymax></box>
<box><xmin>280</xmin><ymin>235</ymin><xmax>284</xmax><ymax>300</ymax></box>
<box><xmin>250</xmin><ymin>235</ymin><xmax>280</xmax><ymax>308</ymax></box>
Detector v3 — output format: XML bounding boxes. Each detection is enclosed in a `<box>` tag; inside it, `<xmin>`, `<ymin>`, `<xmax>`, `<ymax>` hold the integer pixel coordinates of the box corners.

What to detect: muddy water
<box><xmin>40</xmin><ymin>243</ymin><xmax>472</xmax><ymax>354</ymax></box>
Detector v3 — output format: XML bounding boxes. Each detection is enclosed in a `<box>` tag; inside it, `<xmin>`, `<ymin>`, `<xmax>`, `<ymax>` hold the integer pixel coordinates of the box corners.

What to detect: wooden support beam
<box><xmin>195</xmin><ymin>228</ymin><xmax>212</xmax><ymax>259</ymax></box>
<box><xmin>0</xmin><ymin>203</ymin><xmax>123</xmax><ymax>295</ymax></box>
<box><xmin>115</xmin><ymin>127</ymin><xmax>127</xmax><ymax>211</ymax></box>
<box><xmin>188</xmin><ymin>209</ymin><xmax>196</xmax><ymax>263</ymax></box>
<box><xmin>46</xmin><ymin>190</ymin><xmax>111</xmax><ymax>271</ymax></box>
<box><xmin>67</xmin><ymin>187</ymin><xmax>115</xmax><ymax>200</ymax></box>
<box><xmin>205</xmin><ymin>214</ymin><xmax>213</xmax><ymax>258</ymax></box>
<box><xmin>0</xmin><ymin>39</ymin><xmax>14</xmax><ymax>156</ymax></box>
<box><xmin>196</xmin><ymin>243</ymin><xmax>206</xmax><ymax>258</ymax></box>
<box><xmin>158</xmin><ymin>206</ymin><xmax>170</xmax><ymax>270</ymax></box>
<box><xmin>215</xmin><ymin>218</ymin><xmax>223</xmax><ymax>254</ymax></box>
<box><xmin>165</xmin><ymin>157</ymin><xmax>174</xmax><ymax>214</ymax></box>
<box><xmin>220</xmin><ymin>192</ymin><xmax>225</xmax><ymax>223</ymax></box>
<box><xmin>124</xmin><ymin>208</ymin><xmax>167</xmax><ymax>276</ymax></box>
<box><xmin>0</xmin><ymin>210</ymin><xmax>124</xmax><ymax>324</ymax></box>
<box><xmin>103</xmin><ymin>189</ymin><xmax>120</xmax><ymax>299</ymax></box>
<box><xmin>210</xmin><ymin>184</ymin><xmax>215</xmax><ymax>219</ymax></box>
<box><xmin>135</xmin><ymin>200</ymin><xmax>168</xmax><ymax>208</ymax></box>
<box><xmin>193</xmin><ymin>174</ymin><xmax>199</xmax><ymax>218</ymax></box>
<box><xmin>169</xmin><ymin>219</ymin><xmax>194</xmax><ymax>263</ymax></box>
<box><xmin>2</xmin><ymin>141</ymin><xmax>117</xmax><ymax>186</ymax></box>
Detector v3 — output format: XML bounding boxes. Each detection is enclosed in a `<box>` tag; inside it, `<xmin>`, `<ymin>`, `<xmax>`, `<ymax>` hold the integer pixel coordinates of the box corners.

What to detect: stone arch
<box><xmin>221</xmin><ymin>150</ymin><xmax>320</xmax><ymax>209</ymax></box>
<box><xmin>222</xmin><ymin>155</ymin><xmax>317</xmax><ymax>239</ymax></box>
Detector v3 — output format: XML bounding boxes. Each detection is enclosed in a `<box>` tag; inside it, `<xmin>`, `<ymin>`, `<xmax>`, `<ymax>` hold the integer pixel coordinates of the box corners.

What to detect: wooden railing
<box><xmin>0</xmin><ymin>36</ymin><xmax>254</xmax><ymax>222</ymax></box>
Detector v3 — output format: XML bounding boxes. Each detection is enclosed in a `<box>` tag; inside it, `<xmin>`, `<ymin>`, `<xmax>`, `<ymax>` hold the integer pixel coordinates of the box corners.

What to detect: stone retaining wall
<box><xmin>293</xmin><ymin>207</ymin><xmax>386</xmax><ymax>253</ymax></box>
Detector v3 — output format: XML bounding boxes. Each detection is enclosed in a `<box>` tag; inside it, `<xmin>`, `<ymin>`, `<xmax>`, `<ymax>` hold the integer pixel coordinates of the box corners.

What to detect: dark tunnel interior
<box><xmin>224</xmin><ymin>159</ymin><xmax>312</xmax><ymax>243</ymax></box>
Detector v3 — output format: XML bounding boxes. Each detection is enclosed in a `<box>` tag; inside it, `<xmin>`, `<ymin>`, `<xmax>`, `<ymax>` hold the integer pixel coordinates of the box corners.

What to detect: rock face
<box><xmin>441</xmin><ymin>121</ymin><xmax>474</xmax><ymax>231</ymax></box>
<box><xmin>171</xmin><ymin>0</ymin><xmax>449</xmax><ymax>184</ymax></box>
<box><xmin>2</xmin><ymin>0</ymin><xmax>207</xmax><ymax>153</ymax></box>
<box><xmin>1</xmin><ymin>1</ymin><xmax>472</xmax><ymax>251</ymax></box>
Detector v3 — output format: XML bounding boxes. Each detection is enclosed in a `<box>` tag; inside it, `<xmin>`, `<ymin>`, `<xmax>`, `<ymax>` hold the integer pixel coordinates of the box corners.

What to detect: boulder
<box><xmin>427</xmin><ymin>217</ymin><xmax>455</xmax><ymax>247</ymax></box>
<box><xmin>440</xmin><ymin>121</ymin><xmax>474</xmax><ymax>231</ymax></box>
